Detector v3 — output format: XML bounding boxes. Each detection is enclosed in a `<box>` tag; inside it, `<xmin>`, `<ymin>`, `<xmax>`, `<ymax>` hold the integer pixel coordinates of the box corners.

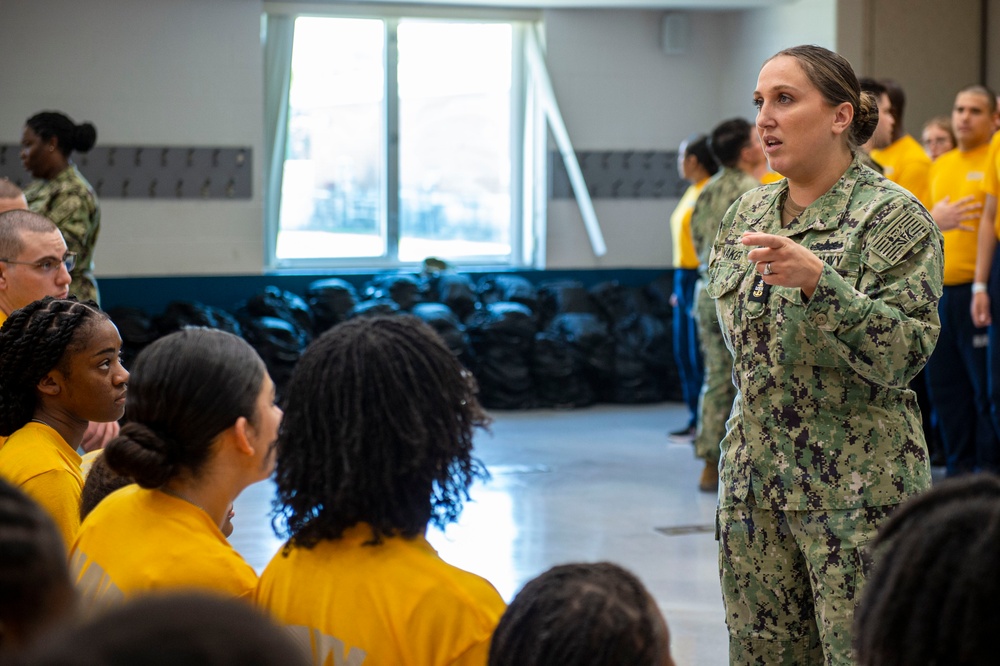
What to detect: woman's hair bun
<box><xmin>851</xmin><ymin>91</ymin><xmax>880</xmax><ymax>148</ymax></box>
<box><xmin>73</xmin><ymin>122</ymin><xmax>97</xmax><ymax>153</ymax></box>
<box><xmin>103</xmin><ymin>422</ymin><xmax>175</xmax><ymax>489</ymax></box>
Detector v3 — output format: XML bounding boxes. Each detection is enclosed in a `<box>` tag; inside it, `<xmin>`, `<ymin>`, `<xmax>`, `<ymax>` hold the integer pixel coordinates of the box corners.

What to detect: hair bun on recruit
<box><xmin>851</xmin><ymin>91</ymin><xmax>879</xmax><ymax>148</ymax></box>
<box><xmin>103</xmin><ymin>422</ymin><xmax>176</xmax><ymax>489</ymax></box>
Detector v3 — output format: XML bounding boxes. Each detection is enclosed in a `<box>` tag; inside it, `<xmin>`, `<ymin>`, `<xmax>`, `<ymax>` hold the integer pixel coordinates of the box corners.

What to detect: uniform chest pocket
<box><xmin>705</xmin><ymin>261</ymin><xmax>747</xmax><ymax>300</ymax></box>
<box><xmin>773</xmin><ymin>286</ymin><xmax>850</xmax><ymax>368</ymax></box>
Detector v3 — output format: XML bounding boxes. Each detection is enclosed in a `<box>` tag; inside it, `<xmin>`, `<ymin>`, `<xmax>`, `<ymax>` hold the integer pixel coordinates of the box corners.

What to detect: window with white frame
<box><xmin>267</xmin><ymin>12</ymin><xmax>540</xmax><ymax>269</ymax></box>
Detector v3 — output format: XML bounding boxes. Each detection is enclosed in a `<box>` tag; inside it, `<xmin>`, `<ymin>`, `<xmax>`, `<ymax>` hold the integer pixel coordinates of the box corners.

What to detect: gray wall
<box><xmin>0</xmin><ymin>0</ymin><xmax>994</xmax><ymax>276</ymax></box>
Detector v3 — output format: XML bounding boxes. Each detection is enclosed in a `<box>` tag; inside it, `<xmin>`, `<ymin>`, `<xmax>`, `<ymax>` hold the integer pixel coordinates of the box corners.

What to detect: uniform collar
<box><xmin>745</xmin><ymin>154</ymin><xmax>866</xmax><ymax>234</ymax></box>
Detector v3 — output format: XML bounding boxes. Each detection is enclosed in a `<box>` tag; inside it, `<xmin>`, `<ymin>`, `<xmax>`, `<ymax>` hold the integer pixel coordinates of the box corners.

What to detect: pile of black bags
<box><xmin>107</xmin><ymin>271</ymin><xmax>683</xmax><ymax>408</ymax></box>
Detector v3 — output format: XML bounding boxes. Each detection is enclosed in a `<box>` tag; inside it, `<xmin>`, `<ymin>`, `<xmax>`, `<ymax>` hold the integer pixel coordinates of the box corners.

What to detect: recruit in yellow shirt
<box><xmin>929</xmin><ymin>143</ymin><xmax>991</xmax><ymax>285</ymax></box>
<box><xmin>71</xmin><ymin>485</ymin><xmax>257</xmax><ymax>612</ymax></box>
<box><xmin>256</xmin><ymin>523</ymin><xmax>506</xmax><ymax>666</ymax></box>
<box><xmin>871</xmin><ymin>134</ymin><xmax>932</xmax><ymax>206</ymax></box>
<box><xmin>670</xmin><ymin>177</ymin><xmax>710</xmax><ymax>269</ymax></box>
<box><xmin>0</xmin><ymin>421</ymin><xmax>82</xmax><ymax>546</ymax></box>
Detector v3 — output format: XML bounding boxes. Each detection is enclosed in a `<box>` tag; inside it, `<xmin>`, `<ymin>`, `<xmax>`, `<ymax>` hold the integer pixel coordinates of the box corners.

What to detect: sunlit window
<box><xmin>275</xmin><ymin>15</ymin><xmax>531</xmax><ymax>268</ymax></box>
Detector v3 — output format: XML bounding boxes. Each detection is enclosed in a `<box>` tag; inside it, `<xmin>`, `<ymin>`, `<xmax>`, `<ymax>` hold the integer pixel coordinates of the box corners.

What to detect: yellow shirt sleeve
<box><xmin>20</xmin><ymin>469</ymin><xmax>81</xmax><ymax>547</ymax></box>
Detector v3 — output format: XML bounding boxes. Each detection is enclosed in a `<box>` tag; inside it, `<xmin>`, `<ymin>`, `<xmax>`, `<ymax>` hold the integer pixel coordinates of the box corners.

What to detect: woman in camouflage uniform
<box><xmin>705</xmin><ymin>45</ymin><xmax>943</xmax><ymax>665</ymax></box>
<box><xmin>21</xmin><ymin>111</ymin><xmax>101</xmax><ymax>304</ymax></box>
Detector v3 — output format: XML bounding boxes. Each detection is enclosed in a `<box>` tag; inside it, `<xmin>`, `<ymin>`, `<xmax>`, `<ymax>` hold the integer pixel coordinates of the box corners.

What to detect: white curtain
<box><xmin>262</xmin><ymin>14</ymin><xmax>294</xmax><ymax>258</ymax></box>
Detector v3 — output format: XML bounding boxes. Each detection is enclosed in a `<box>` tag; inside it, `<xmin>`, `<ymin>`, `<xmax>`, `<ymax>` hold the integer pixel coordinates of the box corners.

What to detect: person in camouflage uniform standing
<box><xmin>21</xmin><ymin>111</ymin><xmax>101</xmax><ymax>304</ymax></box>
<box><xmin>690</xmin><ymin>118</ymin><xmax>769</xmax><ymax>492</ymax></box>
<box><xmin>705</xmin><ymin>45</ymin><xmax>943</xmax><ymax>665</ymax></box>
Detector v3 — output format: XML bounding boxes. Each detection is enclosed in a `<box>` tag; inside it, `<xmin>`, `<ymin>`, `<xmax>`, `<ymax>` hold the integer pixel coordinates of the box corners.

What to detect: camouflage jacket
<box><xmin>25</xmin><ymin>164</ymin><xmax>100</xmax><ymax>303</ymax></box>
<box><xmin>690</xmin><ymin>167</ymin><xmax>763</xmax><ymax>270</ymax></box>
<box><xmin>705</xmin><ymin>156</ymin><xmax>943</xmax><ymax>510</ymax></box>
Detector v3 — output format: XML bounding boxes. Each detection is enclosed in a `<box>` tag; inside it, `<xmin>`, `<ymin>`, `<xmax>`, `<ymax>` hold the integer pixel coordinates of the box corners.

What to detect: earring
<box><xmin>48</xmin><ymin>146</ymin><xmax>54</xmax><ymax>152</ymax></box>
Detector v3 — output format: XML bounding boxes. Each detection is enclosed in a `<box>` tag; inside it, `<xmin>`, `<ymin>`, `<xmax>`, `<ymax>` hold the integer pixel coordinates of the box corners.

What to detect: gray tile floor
<box><xmin>230</xmin><ymin>402</ymin><xmax>729</xmax><ymax>666</ymax></box>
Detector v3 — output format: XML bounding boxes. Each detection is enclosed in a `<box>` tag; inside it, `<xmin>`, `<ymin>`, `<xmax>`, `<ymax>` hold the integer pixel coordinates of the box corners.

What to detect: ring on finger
<box><xmin>763</xmin><ymin>261</ymin><xmax>773</xmax><ymax>276</ymax></box>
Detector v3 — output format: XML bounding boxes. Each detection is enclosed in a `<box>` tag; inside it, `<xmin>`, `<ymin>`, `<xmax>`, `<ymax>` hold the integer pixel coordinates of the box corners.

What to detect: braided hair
<box><xmin>854</xmin><ymin>474</ymin><xmax>1000</xmax><ymax>666</ymax></box>
<box><xmin>0</xmin><ymin>478</ymin><xmax>73</xmax><ymax>649</ymax></box>
<box><xmin>103</xmin><ymin>328</ymin><xmax>265</xmax><ymax>489</ymax></box>
<box><xmin>273</xmin><ymin>315</ymin><xmax>490</xmax><ymax>549</ymax></box>
<box><xmin>0</xmin><ymin>297</ymin><xmax>107</xmax><ymax>436</ymax></box>
<box><xmin>488</xmin><ymin>562</ymin><xmax>673</xmax><ymax>666</ymax></box>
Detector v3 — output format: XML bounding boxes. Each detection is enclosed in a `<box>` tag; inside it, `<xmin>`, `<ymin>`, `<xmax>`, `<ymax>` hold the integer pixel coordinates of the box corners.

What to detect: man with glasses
<box><xmin>0</xmin><ymin>209</ymin><xmax>74</xmax><ymax>327</ymax></box>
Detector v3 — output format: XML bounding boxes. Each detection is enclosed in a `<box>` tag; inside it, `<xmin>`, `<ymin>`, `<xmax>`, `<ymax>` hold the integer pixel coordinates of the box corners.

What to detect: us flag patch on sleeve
<box><xmin>869</xmin><ymin>211</ymin><xmax>929</xmax><ymax>265</ymax></box>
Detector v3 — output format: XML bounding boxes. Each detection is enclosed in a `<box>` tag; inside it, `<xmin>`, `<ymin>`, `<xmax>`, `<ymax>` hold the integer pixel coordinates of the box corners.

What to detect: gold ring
<box><xmin>763</xmin><ymin>262</ymin><xmax>773</xmax><ymax>276</ymax></box>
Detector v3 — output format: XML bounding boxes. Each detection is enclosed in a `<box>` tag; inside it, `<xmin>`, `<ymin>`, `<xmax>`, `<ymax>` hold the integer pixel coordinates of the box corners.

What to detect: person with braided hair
<box><xmin>854</xmin><ymin>474</ymin><xmax>1000</xmax><ymax>666</ymax></box>
<box><xmin>20</xmin><ymin>111</ymin><xmax>101</xmax><ymax>304</ymax></box>
<box><xmin>70</xmin><ymin>328</ymin><xmax>279</xmax><ymax>609</ymax></box>
<box><xmin>256</xmin><ymin>315</ymin><xmax>505</xmax><ymax>666</ymax></box>
<box><xmin>0</xmin><ymin>297</ymin><xmax>128</xmax><ymax>545</ymax></box>
<box><xmin>0</xmin><ymin>210</ymin><xmax>122</xmax><ymax>453</ymax></box>
<box><xmin>488</xmin><ymin>562</ymin><xmax>674</xmax><ymax>666</ymax></box>
<box><xmin>706</xmin><ymin>45</ymin><xmax>943</xmax><ymax>664</ymax></box>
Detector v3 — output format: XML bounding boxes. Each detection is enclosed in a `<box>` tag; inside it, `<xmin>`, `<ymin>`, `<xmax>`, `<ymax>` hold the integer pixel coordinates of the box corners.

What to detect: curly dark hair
<box><xmin>0</xmin><ymin>297</ymin><xmax>106</xmax><ymax>436</ymax></box>
<box><xmin>854</xmin><ymin>474</ymin><xmax>1000</xmax><ymax>666</ymax></box>
<box><xmin>273</xmin><ymin>315</ymin><xmax>490</xmax><ymax>549</ymax></box>
<box><xmin>489</xmin><ymin>562</ymin><xmax>673</xmax><ymax>666</ymax></box>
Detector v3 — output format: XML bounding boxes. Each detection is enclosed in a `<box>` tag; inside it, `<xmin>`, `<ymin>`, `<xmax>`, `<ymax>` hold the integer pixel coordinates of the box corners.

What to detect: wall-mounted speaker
<box><xmin>660</xmin><ymin>12</ymin><xmax>690</xmax><ymax>56</ymax></box>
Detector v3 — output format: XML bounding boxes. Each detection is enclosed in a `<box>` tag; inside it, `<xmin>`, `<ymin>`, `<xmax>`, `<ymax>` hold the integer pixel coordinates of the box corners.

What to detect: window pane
<box><xmin>397</xmin><ymin>21</ymin><xmax>513</xmax><ymax>262</ymax></box>
<box><xmin>277</xmin><ymin>17</ymin><xmax>386</xmax><ymax>260</ymax></box>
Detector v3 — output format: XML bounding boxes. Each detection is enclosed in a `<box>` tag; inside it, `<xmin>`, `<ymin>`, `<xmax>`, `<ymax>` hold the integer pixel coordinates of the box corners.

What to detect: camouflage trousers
<box><xmin>717</xmin><ymin>498</ymin><xmax>892</xmax><ymax>666</ymax></box>
<box><xmin>693</xmin><ymin>279</ymin><xmax>734</xmax><ymax>464</ymax></box>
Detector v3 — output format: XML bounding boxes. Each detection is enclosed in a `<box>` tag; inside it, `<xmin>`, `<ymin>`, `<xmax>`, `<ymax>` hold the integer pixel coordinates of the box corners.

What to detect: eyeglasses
<box><xmin>0</xmin><ymin>251</ymin><xmax>77</xmax><ymax>273</ymax></box>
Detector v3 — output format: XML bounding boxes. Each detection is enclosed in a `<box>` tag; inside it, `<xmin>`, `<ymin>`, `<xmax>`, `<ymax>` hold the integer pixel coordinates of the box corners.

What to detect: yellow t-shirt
<box><xmin>871</xmin><ymin>134</ymin><xmax>932</xmax><ymax>206</ymax></box>
<box><xmin>929</xmin><ymin>143</ymin><xmax>991</xmax><ymax>285</ymax></box>
<box><xmin>670</xmin><ymin>177</ymin><xmax>710</xmax><ymax>269</ymax></box>
<box><xmin>256</xmin><ymin>524</ymin><xmax>506</xmax><ymax>666</ymax></box>
<box><xmin>71</xmin><ymin>485</ymin><xmax>257</xmax><ymax>612</ymax></box>
<box><xmin>0</xmin><ymin>421</ymin><xmax>82</xmax><ymax>546</ymax></box>
<box><xmin>983</xmin><ymin>131</ymin><xmax>1000</xmax><ymax>239</ymax></box>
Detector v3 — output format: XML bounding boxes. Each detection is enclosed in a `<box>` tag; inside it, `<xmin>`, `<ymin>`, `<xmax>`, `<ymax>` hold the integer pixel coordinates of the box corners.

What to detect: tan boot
<box><xmin>698</xmin><ymin>461</ymin><xmax>719</xmax><ymax>493</ymax></box>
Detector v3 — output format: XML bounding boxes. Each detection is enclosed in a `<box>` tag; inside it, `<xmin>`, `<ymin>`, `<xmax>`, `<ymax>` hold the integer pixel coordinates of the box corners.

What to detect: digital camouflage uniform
<box><xmin>690</xmin><ymin>167</ymin><xmax>764</xmax><ymax>466</ymax></box>
<box><xmin>25</xmin><ymin>164</ymin><xmax>101</xmax><ymax>304</ymax></box>
<box><xmin>705</xmin><ymin>156</ymin><xmax>943</xmax><ymax>666</ymax></box>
